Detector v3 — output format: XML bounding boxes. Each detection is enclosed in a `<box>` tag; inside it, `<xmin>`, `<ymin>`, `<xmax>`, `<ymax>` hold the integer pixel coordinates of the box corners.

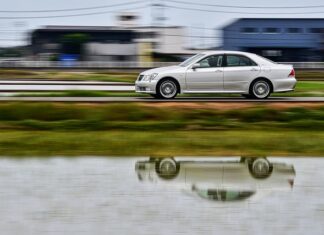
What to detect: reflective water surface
<box><xmin>0</xmin><ymin>156</ymin><xmax>323</xmax><ymax>235</ymax></box>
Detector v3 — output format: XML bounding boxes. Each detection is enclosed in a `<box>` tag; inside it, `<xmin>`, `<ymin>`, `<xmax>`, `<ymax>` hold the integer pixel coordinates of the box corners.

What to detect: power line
<box><xmin>166</xmin><ymin>4</ymin><xmax>324</xmax><ymax>14</ymax></box>
<box><xmin>0</xmin><ymin>0</ymin><xmax>146</xmax><ymax>13</ymax></box>
<box><xmin>0</xmin><ymin>5</ymin><xmax>148</xmax><ymax>19</ymax></box>
<box><xmin>166</xmin><ymin>0</ymin><xmax>324</xmax><ymax>9</ymax></box>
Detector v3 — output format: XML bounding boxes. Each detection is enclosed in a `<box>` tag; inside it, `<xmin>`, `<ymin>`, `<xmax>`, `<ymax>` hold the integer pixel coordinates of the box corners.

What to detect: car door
<box><xmin>223</xmin><ymin>54</ymin><xmax>261</xmax><ymax>92</ymax></box>
<box><xmin>185</xmin><ymin>54</ymin><xmax>224</xmax><ymax>91</ymax></box>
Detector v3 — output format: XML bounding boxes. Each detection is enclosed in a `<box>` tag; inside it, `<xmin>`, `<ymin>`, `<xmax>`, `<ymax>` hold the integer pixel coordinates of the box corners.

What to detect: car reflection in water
<box><xmin>135</xmin><ymin>157</ymin><xmax>295</xmax><ymax>202</ymax></box>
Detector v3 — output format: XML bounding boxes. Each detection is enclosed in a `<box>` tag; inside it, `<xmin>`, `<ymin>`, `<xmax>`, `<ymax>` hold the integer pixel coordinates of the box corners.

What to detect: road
<box><xmin>0</xmin><ymin>80</ymin><xmax>133</xmax><ymax>91</ymax></box>
<box><xmin>0</xmin><ymin>97</ymin><xmax>323</xmax><ymax>102</ymax></box>
<box><xmin>0</xmin><ymin>80</ymin><xmax>323</xmax><ymax>102</ymax></box>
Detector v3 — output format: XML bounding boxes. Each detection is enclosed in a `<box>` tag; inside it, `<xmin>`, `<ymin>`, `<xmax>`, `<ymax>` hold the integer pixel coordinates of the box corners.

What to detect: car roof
<box><xmin>201</xmin><ymin>51</ymin><xmax>255</xmax><ymax>56</ymax></box>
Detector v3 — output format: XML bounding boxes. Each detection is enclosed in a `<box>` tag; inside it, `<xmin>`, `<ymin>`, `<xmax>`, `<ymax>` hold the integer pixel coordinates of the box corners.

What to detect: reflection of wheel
<box><xmin>155</xmin><ymin>158</ymin><xmax>179</xmax><ymax>179</ymax></box>
<box><xmin>157</xmin><ymin>79</ymin><xmax>178</xmax><ymax>99</ymax></box>
<box><xmin>250</xmin><ymin>79</ymin><xmax>272</xmax><ymax>99</ymax></box>
<box><xmin>248</xmin><ymin>158</ymin><xmax>273</xmax><ymax>179</ymax></box>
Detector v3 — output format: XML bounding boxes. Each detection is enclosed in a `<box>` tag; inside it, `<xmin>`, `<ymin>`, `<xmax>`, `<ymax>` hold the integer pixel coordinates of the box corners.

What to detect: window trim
<box><xmin>286</xmin><ymin>28</ymin><xmax>303</xmax><ymax>34</ymax></box>
<box><xmin>241</xmin><ymin>27</ymin><xmax>259</xmax><ymax>34</ymax></box>
<box><xmin>262</xmin><ymin>27</ymin><xmax>281</xmax><ymax>34</ymax></box>
<box><xmin>309</xmin><ymin>28</ymin><xmax>323</xmax><ymax>34</ymax></box>
<box><xmin>224</xmin><ymin>54</ymin><xmax>258</xmax><ymax>67</ymax></box>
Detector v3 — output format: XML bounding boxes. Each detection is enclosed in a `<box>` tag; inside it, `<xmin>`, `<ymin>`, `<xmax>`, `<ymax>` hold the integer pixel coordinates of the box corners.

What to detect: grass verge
<box><xmin>0</xmin><ymin>103</ymin><xmax>322</xmax><ymax>156</ymax></box>
<box><xmin>0</xmin><ymin>102</ymin><xmax>323</xmax><ymax>131</ymax></box>
<box><xmin>0</xmin><ymin>130</ymin><xmax>323</xmax><ymax>156</ymax></box>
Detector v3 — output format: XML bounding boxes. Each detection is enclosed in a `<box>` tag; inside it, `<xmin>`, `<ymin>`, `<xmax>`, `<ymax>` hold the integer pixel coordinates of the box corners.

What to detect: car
<box><xmin>135</xmin><ymin>157</ymin><xmax>296</xmax><ymax>202</ymax></box>
<box><xmin>135</xmin><ymin>51</ymin><xmax>297</xmax><ymax>99</ymax></box>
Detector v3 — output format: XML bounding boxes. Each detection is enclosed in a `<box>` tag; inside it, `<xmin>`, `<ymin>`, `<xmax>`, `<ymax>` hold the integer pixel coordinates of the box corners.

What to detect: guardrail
<box><xmin>1</xmin><ymin>61</ymin><xmax>324</xmax><ymax>69</ymax></box>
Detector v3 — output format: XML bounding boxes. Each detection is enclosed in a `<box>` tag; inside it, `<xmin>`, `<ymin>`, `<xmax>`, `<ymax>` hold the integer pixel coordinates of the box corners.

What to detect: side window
<box><xmin>197</xmin><ymin>55</ymin><xmax>223</xmax><ymax>68</ymax></box>
<box><xmin>226</xmin><ymin>55</ymin><xmax>257</xmax><ymax>67</ymax></box>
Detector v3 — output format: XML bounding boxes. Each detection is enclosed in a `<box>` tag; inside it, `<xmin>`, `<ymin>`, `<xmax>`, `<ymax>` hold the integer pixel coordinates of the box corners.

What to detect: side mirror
<box><xmin>192</xmin><ymin>63</ymin><xmax>201</xmax><ymax>70</ymax></box>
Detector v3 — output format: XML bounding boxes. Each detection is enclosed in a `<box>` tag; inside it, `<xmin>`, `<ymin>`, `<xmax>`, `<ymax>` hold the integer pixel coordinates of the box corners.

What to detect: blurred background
<box><xmin>1</xmin><ymin>0</ymin><xmax>324</xmax><ymax>69</ymax></box>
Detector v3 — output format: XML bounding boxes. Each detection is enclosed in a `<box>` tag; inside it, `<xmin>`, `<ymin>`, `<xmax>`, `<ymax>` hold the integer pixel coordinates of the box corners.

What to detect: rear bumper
<box><xmin>273</xmin><ymin>77</ymin><xmax>297</xmax><ymax>93</ymax></box>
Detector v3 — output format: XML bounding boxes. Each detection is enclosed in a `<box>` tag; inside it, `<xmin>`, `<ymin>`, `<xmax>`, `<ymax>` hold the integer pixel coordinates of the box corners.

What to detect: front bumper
<box><xmin>135</xmin><ymin>80</ymin><xmax>158</xmax><ymax>94</ymax></box>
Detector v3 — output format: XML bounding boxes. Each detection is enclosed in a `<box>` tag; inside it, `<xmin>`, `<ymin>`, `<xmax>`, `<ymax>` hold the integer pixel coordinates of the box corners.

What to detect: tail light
<box><xmin>288</xmin><ymin>69</ymin><xmax>295</xmax><ymax>77</ymax></box>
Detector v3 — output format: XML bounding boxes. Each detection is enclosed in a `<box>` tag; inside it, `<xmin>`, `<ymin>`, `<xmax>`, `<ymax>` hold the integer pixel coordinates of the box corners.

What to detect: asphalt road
<box><xmin>0</xmin><ymin>80</ymin><xmax>323</xmax><ymax>102</ymax></box>
<box><xmin>0</xmin><ymin>80</ymin><xmax>133</xmax><ymax>91</ymax></box>
<box><xmin>0</xmin><ymin>97</ymin><xmax>323</xmax><ymax>102</ymax></box>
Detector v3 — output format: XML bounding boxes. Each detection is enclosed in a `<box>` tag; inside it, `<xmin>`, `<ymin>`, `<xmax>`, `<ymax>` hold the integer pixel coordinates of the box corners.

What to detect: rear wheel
<box><xmin>250</xmin><ymin>79</ymin><xmax>271</xmax><ymax>99</ymax></box>
<box><xmin>248</xmin><ymin>158</ymin><xmax>272</xmax><ymax>179</ymax></box>
<box><xmin>157</xmin><ymin>79</ymin><xmax>178</xmax><ymax>99</ymax></box>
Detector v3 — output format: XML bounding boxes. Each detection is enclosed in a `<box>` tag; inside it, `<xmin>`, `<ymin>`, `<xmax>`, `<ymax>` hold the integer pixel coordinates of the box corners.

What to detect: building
<box><xmin>30</xmin><ymin>24</ymin><xmax>192</xmax><ymax>62</ymax></box>
<box><xmin>131</xmin><ymin>26</ymin><xmax>191</xmax><ymax>61</ymax></box>
<box><xmin>31</xmin><ymin>26</ymin><xmax>137</xmax><ymax>61</ymax></box>
<box><xmin>222</xmin><ymin>18</ymin><xmax>324</xmax><ymax>62</ymax></box>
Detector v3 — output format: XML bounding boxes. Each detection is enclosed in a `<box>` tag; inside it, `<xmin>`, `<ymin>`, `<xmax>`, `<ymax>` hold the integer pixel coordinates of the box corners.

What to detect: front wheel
<box><xmin>250</xmin><ymin>79</ymin><xmax>271</xmax><ymax>99</ymax></box>
<box><xmin>157</xmin><ymin>79</ymin><xmax>178</xmax><ymax>99</ymax></box>
<box><xmin>155</xmin><ymin>158</ymin><xmax>179</xmax><ymax>179</ymax></box>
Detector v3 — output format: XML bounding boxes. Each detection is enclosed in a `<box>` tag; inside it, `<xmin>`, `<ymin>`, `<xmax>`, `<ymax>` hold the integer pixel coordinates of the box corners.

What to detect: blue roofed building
<box><xmin>222</xmin><ymin>18</ymin><xmax>324</xmax><ymax>62</ymax></box>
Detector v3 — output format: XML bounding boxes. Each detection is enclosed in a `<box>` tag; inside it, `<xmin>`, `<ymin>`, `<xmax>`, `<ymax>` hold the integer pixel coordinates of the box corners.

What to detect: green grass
<box><xmin>0</xmin><ymin>130</ymin><xmax>322</xmax><ymax>156</ymax></box>
<box><xmin>0</xmin><ymin>102</ymin><xmax>322</xmax><ymax>156</ymax></box>
<box><xmin>0</xmin><ymin>102</ymin><xmax>323</xmax><ymax>131</ymax></box>
<box><xmin>273</xmin><ymin>81</ymin><xmax>324</xmax><ymax>97</ymax></box>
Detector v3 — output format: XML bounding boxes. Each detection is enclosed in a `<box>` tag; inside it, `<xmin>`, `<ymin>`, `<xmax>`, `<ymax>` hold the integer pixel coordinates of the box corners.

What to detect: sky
<box><xmin>1</xmin><ymin>0</ymin><xmax>324</xmax><ymax>47</ymax></box>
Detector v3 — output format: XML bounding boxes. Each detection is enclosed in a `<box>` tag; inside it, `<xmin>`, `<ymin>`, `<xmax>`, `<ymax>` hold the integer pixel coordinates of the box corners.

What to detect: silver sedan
<box><xmin>135</xmin><ymin>51</ymin><xmax>297</xmax><ymax>99</ymax></box>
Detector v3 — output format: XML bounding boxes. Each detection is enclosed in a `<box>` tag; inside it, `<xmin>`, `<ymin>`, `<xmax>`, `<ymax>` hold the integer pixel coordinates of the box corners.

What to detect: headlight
<box><xmin>142</xmin><ymin>75</ymin><xmax>150</xmax><ymax>81</ymax></box>
<box><xmin>150</xmin><ymin>73</ymin><xmax>158</xmax><ymax>81</ymax></box>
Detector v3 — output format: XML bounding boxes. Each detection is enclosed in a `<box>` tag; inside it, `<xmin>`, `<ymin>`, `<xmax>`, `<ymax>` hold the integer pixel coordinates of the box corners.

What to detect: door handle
<box><xmin>250</xmin><ymin>68</ymin><xmax>259</xmax><ymax>71</ymax></box>
<box><xmin>215</xmin><ymin>69</ymin><xmax>222</xmax><ymax>72</ymax></box>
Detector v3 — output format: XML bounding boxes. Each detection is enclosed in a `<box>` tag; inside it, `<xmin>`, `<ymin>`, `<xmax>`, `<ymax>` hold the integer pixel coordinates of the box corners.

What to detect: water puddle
<box><xmin>0</xmin><ymin>156</ymin><xmax>323</xmax><ymax>235</ymax></box>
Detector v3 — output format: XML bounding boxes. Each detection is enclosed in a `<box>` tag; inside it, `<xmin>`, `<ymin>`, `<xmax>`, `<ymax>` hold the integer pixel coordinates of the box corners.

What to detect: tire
<box><xmin>156</xmin><ymin>79</ymin><xmax>178</xmax><ymax>99</ymax></box>
<box><xmin>155</xmin><ymin>158</ymin><xmax>179</xmax><ymax>179</ymax></box>
<box><xmin>248</xmin><ymin>158</ymin><xmax>272</xmax><ymax>179</ymax></box>
<box><xmin>250</xmin><ymin>79</ymin><xmax>272</xmax><ymax>99</ymax></box>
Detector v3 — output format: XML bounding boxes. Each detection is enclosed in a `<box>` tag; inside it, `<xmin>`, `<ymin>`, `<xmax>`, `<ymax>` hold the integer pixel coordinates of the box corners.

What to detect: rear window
<box><xmin>226</xmin><ymin>55</ymin><xmax>257</xmax><ymax>67</ymax></box>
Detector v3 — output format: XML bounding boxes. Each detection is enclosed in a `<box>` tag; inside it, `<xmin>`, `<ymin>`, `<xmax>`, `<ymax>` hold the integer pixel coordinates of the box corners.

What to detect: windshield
<box><xmin>179</xmin><ymin>54</ymin><xmax>205</xmax><ymax>67</ymax></box>
<box><xmin>195</xmin><ymin>189</ymin><xmax>255</xmax><ymax>202</ymax></box>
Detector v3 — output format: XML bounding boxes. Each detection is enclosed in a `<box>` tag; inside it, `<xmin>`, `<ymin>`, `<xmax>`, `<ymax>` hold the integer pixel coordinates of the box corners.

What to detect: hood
<box><xmin>141</xmin><ymin>65</ymin><xmax>180</xmax><ymax>75</ymax></box>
